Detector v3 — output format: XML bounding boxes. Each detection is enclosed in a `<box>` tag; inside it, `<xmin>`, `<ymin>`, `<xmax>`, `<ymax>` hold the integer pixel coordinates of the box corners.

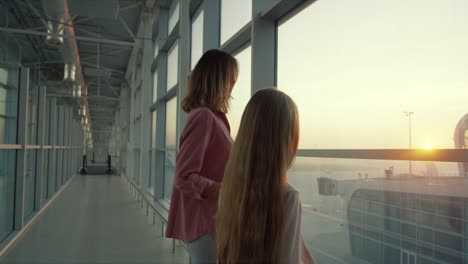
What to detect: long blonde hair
<box><xmin>182</xmin><ymin>49</ymin><xmax>238</xmax><ymax>113</ymax></box>
<box><xmin>217</xmin><ymin>89</ymin><xmax>299</xmax><ymax>264</ymax></box>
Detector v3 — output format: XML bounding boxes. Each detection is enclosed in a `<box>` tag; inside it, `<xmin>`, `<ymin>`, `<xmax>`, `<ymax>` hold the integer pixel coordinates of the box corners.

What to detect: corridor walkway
<box><xmin>0</xmin><ymin>175</ymin><xmax>188</xmax><ymax>264</ymax></box>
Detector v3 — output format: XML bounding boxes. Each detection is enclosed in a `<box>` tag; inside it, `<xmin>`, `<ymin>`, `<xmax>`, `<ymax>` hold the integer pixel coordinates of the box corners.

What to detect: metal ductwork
<box><xmin>42</xmin><ymin>0</ymin><xmax>91</xmax><ymax>141</ymax></box>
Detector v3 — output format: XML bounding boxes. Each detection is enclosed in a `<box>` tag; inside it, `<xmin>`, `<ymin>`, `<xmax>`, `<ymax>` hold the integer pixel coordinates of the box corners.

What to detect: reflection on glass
<box><xmin>220</xmin><ymin>0</ymin><xmax>251</xmax><ymax>44</ymax></box>
<box><xmin>24</xmin><ymin>149</ymin><xmax>37</xmax><ymax>220</ymax></box>
<box><xmin>0</xmin><ymin>66</ymin><xmax>19</xmax><ymax>144</ymax></box>
<box><xmin>164</xmin><ymin>98</ymin><xmax>177</xmax><ymax>200</ymax></box>
<box><xmin>168</xmin><ymin>1</ymin><xmax>180</xmax><ymax>34</ymax></box>
<box><xmin>288</xmin><ymin>157</ymin><xmax>466</xmax><ymax>264</ymax></box>
<box><xmin>152</xmin><ymin>71</ymin><xmax>158</xmax><ymax>102</ymax></box>
<box><xmin>42</xmin><ymin>149</ymin><xmax>49</xmax><ymax>203</ymax></box>
<box><xmin>154</xmin><ymin>40</ymin><xmax>159</xmax><ymax>59</ymax></box>
<box><xmin>191</xmin><ymin>9</ymin><xmax>204</xmax><ymax>70</ymax></box>
<box><xmin>167</xmin><ymin>43</ymin><xmax>179</xmax><ymax>91</ymax></box>
<box><xmin>0</xmin><ymin>150</ymin><xmax>16</xmax><ymax>242</ymax></box>
<box><xmin>152</xmin><ymin>111</ymin><xmax>157</xmax><ymax>148</ymax></box>
<box><xmin>149</xmin><ymin>149</ymin><xmax>156</xmax><ymax>189</ymax></box>
<box><xmin>227</xmin><ymin>46</ymin><xmax>251</xmax><ymax>139</ymax></box>
<box><xmin>165</xmin><ymin>98</ymin><xmax>177</xmax><ymax>149</ymax></box>
<box><xmin>27</xmin><ymin>83</ymin><xmax>38</xmax><ymax>145</ymax></box>
<box><xmin>277</xmin><ymin>0</ymin><xmax>468</xmax><ymax>149</ymax></box>
<box><xmin>164</xmin><ymin>150</ymin><xmax>176</xmax><ymax>201</ymax></box>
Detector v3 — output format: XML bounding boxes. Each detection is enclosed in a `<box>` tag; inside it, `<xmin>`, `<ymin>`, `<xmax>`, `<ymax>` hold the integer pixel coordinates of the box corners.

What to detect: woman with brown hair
<box><xmin>166</xmin><ymin>49</ymin><xmax>238</xmax><ymax>264</ymax></box>
<box><xmin>217</xmin><ymin>89</ymin><xmax>314</xmax><ymax>264</ymax></box>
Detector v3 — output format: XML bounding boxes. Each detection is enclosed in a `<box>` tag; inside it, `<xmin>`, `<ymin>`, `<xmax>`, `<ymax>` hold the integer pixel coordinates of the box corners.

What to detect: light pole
<box><xmin>404</xmin><ymin>111</ymin><xmax>414</xmax><ymax>176</ymax></box>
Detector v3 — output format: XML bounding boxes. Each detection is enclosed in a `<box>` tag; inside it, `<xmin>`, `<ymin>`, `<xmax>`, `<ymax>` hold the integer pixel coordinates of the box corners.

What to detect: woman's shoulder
<box><xmin>188</xmin><ymin>107</ymin><xmax>216</xmax><ymax>120</ymax></box>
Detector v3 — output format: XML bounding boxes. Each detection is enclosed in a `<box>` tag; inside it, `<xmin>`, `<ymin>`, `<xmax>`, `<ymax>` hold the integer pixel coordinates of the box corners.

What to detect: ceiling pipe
<box><xmin>41</xmin><ymin>0</ymin><xmax>91</xmax><ymax>137</ymax></box>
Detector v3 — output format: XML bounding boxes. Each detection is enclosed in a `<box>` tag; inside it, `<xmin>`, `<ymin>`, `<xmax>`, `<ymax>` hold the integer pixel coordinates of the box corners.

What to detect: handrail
<box><xmin>121</xmin><ymin>174</ymin><xmax>191</xmax><ymax>259</ymax></box>
<box><xmin>297</xmin><ymin>149</ymin><xmax>468</xmax><ymax>163</ymax></box>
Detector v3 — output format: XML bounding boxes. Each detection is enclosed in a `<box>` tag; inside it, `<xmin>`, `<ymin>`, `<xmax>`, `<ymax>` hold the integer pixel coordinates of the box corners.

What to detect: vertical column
<box><xmin>68</xmin><ymin>112</ymin><xmax>73</xmax><ymax>178</ymax></box>
<box><xmin>251</xmin><ymin>0</ymin><xmax>276</xmax><ymax>93</ymax></box>
<box><xmin>62</xmin><ymin>106</ymin><xmax>68</xmax><ymax>182</ymax></box>
<box><xmin>14</xmin><ymin>67</ymin><xmax>30</xmax><ymax>230</ymax></box>
<box><xmin>154</xmin><ymin>8</ymin><xmax>169</xmax><ymax>199</ymax></box>
<box><xmin>120</xmin><ymin>85</ymin><xmax>131</xmax><ymax>176</ymax></box>
<box><xmin>48</xmin><ymin>98</ymin><xmax>57</xmax><ymax>198</ymax></box>
<box><xmin>176</xmin><ymin>0</ymin><xmax>190</xmax><ymax>147</ymax></box>
<box><xmin>203</xmin><ymin>0</ymin><xmax>221</xmax><ymax>51</ymax></box>
<box><xmin>56</xmin><ymin>103</ymin><xmax>64</xmax><ymax>188</ymax></box>
<box><xmin>140</xmin><ymin>11</ymin><xmax>156</xmax><ymax>191</ymax></box>
<box><xmin>35</xmin><ymin>85</ymin><xmax>46</xmax><ymax>210</ymax></box>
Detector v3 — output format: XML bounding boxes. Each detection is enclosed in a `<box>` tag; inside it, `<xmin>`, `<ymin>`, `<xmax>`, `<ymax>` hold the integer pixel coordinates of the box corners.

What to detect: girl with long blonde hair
<box><xmin>166</xmin><ymin>49</ymin><xmax>238</xmax><ymax>264</ymax></box>
<box><xmin>217</xmin><ymin>89</ymin><xmax>314</xmax><ymax>264</ymax></box>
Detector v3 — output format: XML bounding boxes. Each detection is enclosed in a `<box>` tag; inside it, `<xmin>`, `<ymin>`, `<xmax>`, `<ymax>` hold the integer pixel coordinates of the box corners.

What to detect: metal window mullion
<box><xmin>251</xmin><ymin>0</ymin><xmax>277</xmax><ymax>94</ymax></box>
<box><xmin>154</xmin><ymin>8</ymin><xmax>169</xmax><ymax>200</ymax></box>
<box><xmin>202</xmin><ymin>0</ymin><xmax>220</xmax><ymax>51</ymax></box>
<box><xmin>63</xmin><ymin>106</ymin><xmax>70</xmax><ymax>180</ymax></box>
<box><xmin>14</xmin><ymin>67</ymin><xmax>30</xmax><ymax>230</ymax></box>
<box><xmin>140</xmin><ymin>13</ymin><xmax>156</xmax><ymax>192</ymax></box>
<box><xmin>34</xmin><ymin>85</ymin><xmax>46</xmax><ymax>210</ymax></box>
<box><xmin>48</xmin><ymin>98</ymin><xmax>57</xmax><ymax>198</ymax></box>
<box><xmin>56</xmin><ymin>104</ymin><xmax>64</xmax><ymax>189</ymax></box>
<box><xmin>176</xmin><ymin>0</ymin><xmax>190</xmax><ymax>150</ymax></box>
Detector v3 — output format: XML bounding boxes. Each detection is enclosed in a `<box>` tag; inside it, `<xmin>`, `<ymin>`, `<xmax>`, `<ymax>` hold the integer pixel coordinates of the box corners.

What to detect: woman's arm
<box><xmin>173</xmin><ymin>110</ymin><xmax>219</xmax><ymax>200</ymax></box>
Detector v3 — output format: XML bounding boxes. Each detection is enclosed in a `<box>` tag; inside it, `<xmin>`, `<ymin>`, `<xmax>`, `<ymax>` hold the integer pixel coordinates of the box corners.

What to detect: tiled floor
<box><xmin>0</xmin><ymin>175</ymin><xmax>189</xmax><ymax>264</ymax></box>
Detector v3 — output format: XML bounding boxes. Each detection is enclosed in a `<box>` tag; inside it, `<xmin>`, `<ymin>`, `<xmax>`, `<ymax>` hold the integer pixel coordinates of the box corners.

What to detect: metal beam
<box><xmin>118</xmin><ymin>15</ymin><xmax>137</xmax><ymax>40</ymax></box>
<box><xmin>120</xmin><ymin>2</ymin><xmax>143</xmax><ymax>11</ymax></box>
<box><xmin>80</xmin><ymin>47</ymin><xmax>130</xmax><ymax>61</ymax></box>
<box><xmin>103</xmin><ymin>78</ymin><xmax>120</xmax><ymax>97</ymax></box>
<box><xmin>0</xmin><ymin>27</ymin><xmax>137</xmax><ymax>47</ymax></box>
<box><xmin>81</xmin><ymin>62</ymin><xmax>126</xmax><ymax>74</ymax></box>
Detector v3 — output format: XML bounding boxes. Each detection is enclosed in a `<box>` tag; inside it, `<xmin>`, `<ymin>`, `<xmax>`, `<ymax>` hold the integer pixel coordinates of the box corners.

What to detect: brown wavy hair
<box><xmin>217</xmin><ymin>89</ymin><xmax>300</xmax><ymax>264</ymax></box>
<box><xmin>182</xmin><ymin>49</ymin><xmax>238</xmax><ymax>113</ymax></box>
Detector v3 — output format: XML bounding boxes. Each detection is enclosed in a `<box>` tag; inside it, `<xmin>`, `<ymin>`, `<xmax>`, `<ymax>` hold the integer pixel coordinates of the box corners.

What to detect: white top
<box><xmin>280</xmin><ymin>184</ymin><xmax>315</xmax><ymax>264</ymax></box>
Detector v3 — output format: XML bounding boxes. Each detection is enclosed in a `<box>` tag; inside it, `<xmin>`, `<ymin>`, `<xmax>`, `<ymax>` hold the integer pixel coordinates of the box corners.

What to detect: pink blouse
<box><xmin>165</xmin><ymin>107</ymin><xmax>233</xmax><ymax>242</ymax></box>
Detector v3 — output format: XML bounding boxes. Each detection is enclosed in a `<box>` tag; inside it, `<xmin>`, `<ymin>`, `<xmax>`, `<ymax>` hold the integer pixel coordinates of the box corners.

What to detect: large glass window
<box><xmin>278</xmin><ymin>1</ymin><xmax>468</xmax><ymax>264</ymax></box>
<box><xmin>220</xmin><ymin>0</ymin><xmax>251</xmax><ymax>44</ymax></box>
<box><xmin>227</xmin><ymin>46</ymin><xmax>251</xmax><ymax>139</ymax></box>
<box><xmin>164</xmin><ymin>98</ymin><xmax>177</xmax><ymax>201</ymax></box>
<box><xmin>0</xmin><ymin>149</ymin><xmax>16</xmax><ymax>242</ymax></box>
<box><xmin>167</xmin><ymin>42</ymin><xmax>179</xmax><ymax>91</ymax></box>
<box><xmin>150</xmin><ymin>111</ymin><xmax>157</xmax><ymax>190</ymax></box>
<box><xmin>278</xmin><ymin>0</ymin><xmax>468</xmax><ymax>150</ymax></box>
<box><xmin>191</xmin><ymin>8</ymin><xmax>204</xmax><ymax>70</ymax></box>
<box><xmin>24</xmin><ymin>81</ymin><xmax>39</xmax><ymax>219</ymax></box>
<box><xmin>0</xmin><ymin>65</ymin><xmax>19</xmax><ymax>144</ymax></box>
<box><xmin>154</xmin><ymin>40</ymin><xmax>159</xmax><ymax>59</ymax></box>
<box><xmin>152</xmin><ymin>71</ymin><xmax>158</xmax><ymax>102</ymax></box>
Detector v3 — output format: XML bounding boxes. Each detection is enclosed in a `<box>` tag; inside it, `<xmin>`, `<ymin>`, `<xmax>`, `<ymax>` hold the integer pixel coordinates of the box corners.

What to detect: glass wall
<box><xmin>164</xmin><ymin>98</ymin><xmax>177</xmax><ymax>201</ymax></box>
<box><xmin>0</xmin><ymin>65</ymin><xmax>19</xmax><ymax>144</ymax></box>
<box><xmin>24</xmin><ymin>79</ymin><xmax>39</xmax><ymax>219</ymax></box>
<box><xmin>220</xmin><ymin>0</ymin><xmax>251</xmax><ymax>44</ymax></box>
<box><xmin>277</xmin><ymin>0</ymin><xmax>468</xmax><ymax>150</ymax></box>
<box><xmin>0</xmin><ymin>150</ymin><xmax>16</xmax><ymax>242</ymax></box>
<box><xmin>227</xmin><ymin>46</ymin><xmax>251</xmax><ymax>139</ymax></box>
<box><xmin>152</xmin><ymin>71</ymin><xmax>158</xmax><ymax>102</ymax></box>
<box><xmin>167</xmin><ymin>42</ymin><xmax>179</xmax><ymax>91</ymax></box>
<box><xmin>277</xmin><ymin>1</ymin><xmax>468</xmax><ymax>263</ymax></box>
<box><xmin>0</xmin><ymin>63</ymin><xmax>18</xmax><ymax>243</ymax></box>
<box><xmin>190</xmin><ymin>8</ymin><xmax>204</xmax><ymax>70</ymax></box>
<box><xmin>150</xmin><ymin>111</ymin><xmax>157</xmax><ymax>190</ymax></box>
